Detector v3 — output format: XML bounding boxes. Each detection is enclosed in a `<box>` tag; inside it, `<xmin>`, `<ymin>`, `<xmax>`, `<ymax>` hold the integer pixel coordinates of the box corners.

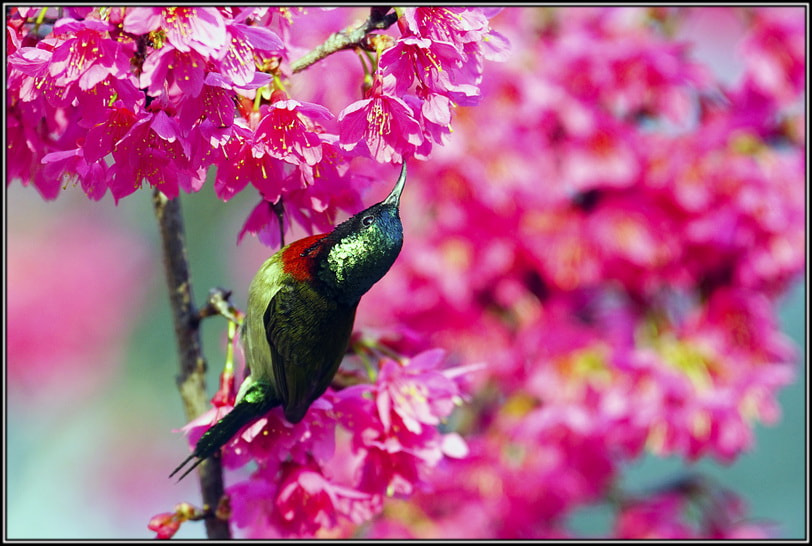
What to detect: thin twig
<box><xmin>197</xmin><ymin>287</ymin><xmax>243</xmax><ymax>324</ymax></box>
<box><xmin>152</xmin><ymin>190</ymin><xmax>231</xmax><ymax>540</ymax></box>
<box><xmin>289</xmin><ymin>7</ymin><xmax>399</xmax><ymax>73</ymax></box>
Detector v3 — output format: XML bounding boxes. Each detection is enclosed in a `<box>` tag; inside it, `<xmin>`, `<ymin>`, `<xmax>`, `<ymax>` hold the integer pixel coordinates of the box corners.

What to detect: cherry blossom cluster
<box><xmin>354</xmin><ymin>7</ymin><xmax>804</xmax><ymax>538</ymax></box>
<box><xmin>7</xmin><ymin>6</ymin><xmax>507</xmax><ymax>246</ymax></box>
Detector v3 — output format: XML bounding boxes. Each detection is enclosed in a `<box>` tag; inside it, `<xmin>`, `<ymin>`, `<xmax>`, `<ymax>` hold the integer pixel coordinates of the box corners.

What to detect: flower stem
<box><xmin>289</xmin><ymin>7</ymin><xmax>399</xmax><ymax>73</ymax></box>
<box><xmin>151</xmin><ymin>189</ymin><xmax>231</xmax><ymax>540</ymax></box>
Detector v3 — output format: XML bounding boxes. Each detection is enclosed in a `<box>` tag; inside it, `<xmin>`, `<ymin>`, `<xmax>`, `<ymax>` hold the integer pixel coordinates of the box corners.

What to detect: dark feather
<box><xmin>263</xmin><ymin>280</ymin><xmax>358</xmax><ymax>423</ymax></box>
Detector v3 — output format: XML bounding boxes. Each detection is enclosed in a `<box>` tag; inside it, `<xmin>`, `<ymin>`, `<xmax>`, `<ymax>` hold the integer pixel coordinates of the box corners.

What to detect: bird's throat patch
<box><xmin>281</xmin><ymin>234</ymin><xmax>327</xmax><ymax>282</ymax></box>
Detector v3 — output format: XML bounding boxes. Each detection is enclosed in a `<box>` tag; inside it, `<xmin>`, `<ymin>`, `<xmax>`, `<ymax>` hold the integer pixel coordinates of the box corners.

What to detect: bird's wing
<box><xmin>241</xmin><ymin>253</ymin><xmax>285</xmax><ymax>385</ymax></box>
<box><xmin>263</xmin><ymin>281</ymin><xmax>357</xmax><ymax>423</ymax></box>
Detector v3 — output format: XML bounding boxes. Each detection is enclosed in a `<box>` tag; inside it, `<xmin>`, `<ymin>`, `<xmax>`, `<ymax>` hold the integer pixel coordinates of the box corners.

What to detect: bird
<box><xmin>170</xmin><ymin>162</ymin><xmax>407</xmax><ymax>481</ymax></box>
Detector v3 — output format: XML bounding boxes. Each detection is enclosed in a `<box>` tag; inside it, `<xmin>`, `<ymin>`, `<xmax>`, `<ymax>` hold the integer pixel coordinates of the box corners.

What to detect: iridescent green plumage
<box><xmin>171</xmin><ymin>163</ymin><xmax>407</xmax><ymax>481</ymax></box>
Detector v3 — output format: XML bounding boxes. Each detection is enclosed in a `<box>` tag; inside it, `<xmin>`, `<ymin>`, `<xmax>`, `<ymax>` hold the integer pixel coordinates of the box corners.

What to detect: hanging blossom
<box><xmin>122</xmin><ymin>7</ymin><xmax>229</xmax><ymax>57</ymax></box>
<box><xmin>338</xmin><ymin>74</ymin><xmax>423</xmax><ymax>164</ymax></box>
<box><xmin>6</xmin><ymin>6</ymin><xmax>506</xmax><ymax>246</ymax></box>
<box><xmin>47</xmin><ymin>17</ymin><xmax>136</xmax><ymax>91</ymax></box>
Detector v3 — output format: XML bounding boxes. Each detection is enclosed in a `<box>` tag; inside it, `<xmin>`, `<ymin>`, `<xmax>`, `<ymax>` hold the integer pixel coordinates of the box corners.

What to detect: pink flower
<box><xmin>147</xmin><ymin>502</ymin><xmax>200</xmax><ymax>539</ymax></box>
<box><xmin>355</xmin><ymin>445</ymin><xmax>422</xmax><ymax>498</ymax></box>
<box><xmin>286</xmin><ymin>137</ymin><xmax>367</xmax><ymax>221</ymax></box>
<box><xmin>401</xmin><ymin>7</ymin><xmax>511</xmax><ymax>64</ymax></box>
<box><xmin>5</xmin><ymin>101</ymin><xmax>64</xmax><ymax>199</ymax></box>
<box><xmin>375</xmin><ymin>349</ymin><xmax>459</xmax><ymax>434</ymax></box>
<box><xmin>48</xmin><ymin>18</ymin><xmax>134</xmax><ymax>91</ymax></box>
<box><xmin>381</xmin><ymin>36</ymin><xmax>477</xmax><ymax>102</ymax></box>
<box><xmin>40</xmin><ymin>147</ymin><xmax>109</xmax><ymax>200</ymax></box>
<box><xmin>83</xmin><ymin>102</ymin><xmax>139</xmax><ymax>164</ymax></box>
<box><xmin>215</xmin><ymin>126</ymin><xmax>283</xmax><ymax>201</ymax></box>
<box><xmin>338</xmin><ymin>76</ymin><xmax>423</xmax><ymax>163</ymax></box>
<box><xmin>741</xmin><ymin>9</ymin><xmax>805</xmax><ymax>105</ymax></box>
<box><xmin>217</xmin><ymin>16</ymin><xmax>284</xmax><ymax>87</ymax></box>
<box><xmin>418</xmin><ymin>91</ymin><xmax>453</xmax><ymax>140</ymax></box>
<box><xmin>324</xmin><ymin>351</ymin><xmax>474</xmax><ymax>504</ymax></box>
<box><xmin>273</xmin><ymin>463</ymin><xmax>371</xmax><ymax>536</ymax></box>
<box><xmin>63</xmin><ymin>7</ymin><xmax>94</xmax><ymax>19</ymax></box>
<box><xmin>140</xmin><ymin>46</ymin><xmax>207</xmax><ymax>99</ymax></box>
<box><xmin>231</xmin><ymin>399</ymin><xmax>336</xmax><ymax>474</ymax></box>
<box><xmin>255</xmin><ymin>95</ymin><xmax>334</xmax><ymax>167</ymax></box>
<box><xmin>684</xmin><ymin>287</ymin><xmax>796</xmax><ymax>368</ymax></box>
<box><xmin>401</xmin><ymin>7</ymin><xmax>492</xmax><ymax>51</ymax></box>
<box><xmin>177</xmin><ymin>81</ymin><xmax>238</xmax><ymax>168</ymax></box>
<box><xmin>238</xmin><ymin>196</ymin><xmax>288</xmax><ymax>248</ymax></box>
<box><xmin>178</xmin><ymin>79</ymin><xmax>237</xmax><ymax>130</ymax></box>
<box><xmin>108</xmin><ymin>109</ymin><xmax>201</xmax><ymax>201</ymax></box>
<box><xmin>147</xmin><ymin>512</ymin><xmax>182</xmax><ymax>539</ymax></box>
<box><xmin>74</xmin><ymin>76</ymin><xmax>145</xmax><ymax>128</ymax></box>
<box><xmin>228</xmin><ymin>477</ymin><xmax>281</xmax><ymax>537</ymax></box>
<box><xmin>123</xmin><ymin>7</ymin><xmax>227</xmax><ymax>57</ymax></box>
<box><xmin>8</xmin><ymin>44</ymin><xmax>61</xmax><ymax>103</ymax></box>
<box><xmin>386</xmin><ymin>8</ymin><xmax>509</xmax><ymax>107</ymax></box>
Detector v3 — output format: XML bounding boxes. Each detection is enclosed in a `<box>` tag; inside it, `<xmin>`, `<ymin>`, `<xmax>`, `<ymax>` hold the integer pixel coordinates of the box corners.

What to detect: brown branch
<box><xmin>152</xmin><ymin>189</ymin><xmax>231</xmax><ymax>540</ymax></box>
<box><xmin>289</xmin><ymin>7</ymin><xmax>399</xmax><ymax>73</ymax></box>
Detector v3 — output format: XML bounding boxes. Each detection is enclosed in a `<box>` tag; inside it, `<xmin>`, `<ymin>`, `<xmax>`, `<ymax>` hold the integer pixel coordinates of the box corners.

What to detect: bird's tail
<box><xmin>169</xmin><ymin>381</ymin><xmax>279</xmax><ymax>482</ymax></box>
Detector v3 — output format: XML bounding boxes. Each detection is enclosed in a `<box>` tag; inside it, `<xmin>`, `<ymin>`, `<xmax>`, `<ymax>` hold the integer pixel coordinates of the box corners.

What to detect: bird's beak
<box><xmin>383</xmin><ymin>162</ymin><xmax>407</xmax><ymax>207</ymax></box>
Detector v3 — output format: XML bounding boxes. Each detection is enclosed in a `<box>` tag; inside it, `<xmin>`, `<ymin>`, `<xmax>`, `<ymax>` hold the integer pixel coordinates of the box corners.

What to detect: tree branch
<box><xmin>152</xmin><ymin>190</ymin><xmax>231</xmax><ymax>540</ymax></box>
<box><xmin>289</xmin><ymin>7</ymin><xmax>399</xmax><ymax>73</ymax></box>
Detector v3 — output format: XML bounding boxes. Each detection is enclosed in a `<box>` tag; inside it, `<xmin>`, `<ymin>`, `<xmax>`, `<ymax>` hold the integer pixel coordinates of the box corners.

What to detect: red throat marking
<box><xmin>281</xmin><ymin>234</ymin><xmax>328</xmax><ymax>282</ymax></box>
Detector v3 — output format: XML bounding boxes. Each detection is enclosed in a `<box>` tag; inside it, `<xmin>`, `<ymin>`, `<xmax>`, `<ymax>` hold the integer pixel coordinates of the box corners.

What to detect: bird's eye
<box><xmin>361</xmin><ymin>215</ymin><xmax>375</xmax><ymax>227</ymax></box>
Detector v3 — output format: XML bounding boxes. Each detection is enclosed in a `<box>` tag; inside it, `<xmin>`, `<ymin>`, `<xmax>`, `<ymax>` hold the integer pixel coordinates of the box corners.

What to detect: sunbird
<box><xmin>171</xmin><ymin>162</ymin><xmax>407</xmax><ymax>481</ymax></box>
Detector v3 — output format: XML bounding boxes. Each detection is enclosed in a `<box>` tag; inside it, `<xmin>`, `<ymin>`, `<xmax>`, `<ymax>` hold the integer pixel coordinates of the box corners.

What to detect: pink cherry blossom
<box><xmin>740</xmin><ymin>8</ymin><xmax>805</xmax><ymax>105</ymax></box>
<box><xmin>273</xmin><ymin>463</ymin><xmax>372</xmax><ymax>537</ymax></box>
<box><xmin>338</xmin><ymin>75</ymin><xmax>423</xmax><ymax>163</ymax></box>
<box><xmin>381</xmin><ymin>36</ymin><xmax>482</xmax><ymax>105</ymax></box>
<box><xmin>48</xmin><ymin>18</ymin><xmax>134</xmax><ymax>91</ymax></box>
<box><xmin>217</xmin><ymin>16</ymin><xmax>284</xmax><ymax>87</ymax></box>
<box><xmin>140</xmin><ymin>46</ymin><xmax>207</xmax><ymax>99</ymax></box>
<box><xmin>255</xmin><ymin>95</ymin><xmax>333</xmax><ymax>167</ymax></box>
<box><xmin>238</xmin><ymin>196</ymin><xmax>287</xmax><ymax>248</ymax></box>
<box><xmin>375</xmin><ymin>350</ymin><xmax>459</xmax><ymax>434</ymax></box>
<box><xmin>147</xmin><ymin>511</ymin><xmax>182</xmax><ymax>539</ymax></box>
<box><xmin>108</xmin><ymin>109</ymin><xmax>200</xmax><ymax>201</ymax></box>
<box><xmin>401</xmin><ymin>7</ymin><xmax>492</xmax><ymax>51</ymax></box>
<box><xmin>123</xmin><ymin>7</ymin><xmax>227</xmax><ymax>57</ymax></box>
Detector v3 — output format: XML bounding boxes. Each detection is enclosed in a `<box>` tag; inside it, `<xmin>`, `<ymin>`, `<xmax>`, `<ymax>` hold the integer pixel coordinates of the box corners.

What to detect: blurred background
<box><xmin>6</xmin><ymin>6</ymin><xmax>807</xmax><ymax>539</ymax></box>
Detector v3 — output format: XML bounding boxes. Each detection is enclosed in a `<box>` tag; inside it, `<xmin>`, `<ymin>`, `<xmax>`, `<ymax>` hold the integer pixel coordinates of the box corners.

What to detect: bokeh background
<box><xmin>6</xmin><ymin>6</ymin><xmax>807</xmax><ymax>539</ymax></box>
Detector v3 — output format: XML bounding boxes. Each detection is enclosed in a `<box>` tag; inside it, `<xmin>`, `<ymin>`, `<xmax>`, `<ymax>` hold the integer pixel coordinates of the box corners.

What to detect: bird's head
<box><xmin>316</xmin><ymin>162</ymin><xmax>407</xmax><ymax>305</ymax></box>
